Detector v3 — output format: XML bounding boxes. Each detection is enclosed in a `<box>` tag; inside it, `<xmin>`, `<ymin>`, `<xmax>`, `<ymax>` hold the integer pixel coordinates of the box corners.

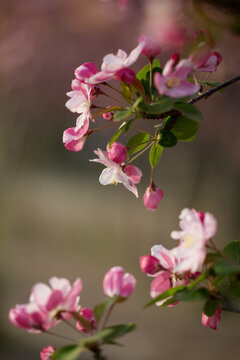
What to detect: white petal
<box><xmin>99</xmin><ymin>167</ymin><xmax>117</xmax><ymax>185</ymax></box>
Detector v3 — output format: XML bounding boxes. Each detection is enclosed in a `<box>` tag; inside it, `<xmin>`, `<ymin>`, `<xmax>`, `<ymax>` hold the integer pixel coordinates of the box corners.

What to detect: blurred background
<box><xmin>1</xmin><ymin>0</ymin><xmax>240</xmax><ymax>359</ymax></box>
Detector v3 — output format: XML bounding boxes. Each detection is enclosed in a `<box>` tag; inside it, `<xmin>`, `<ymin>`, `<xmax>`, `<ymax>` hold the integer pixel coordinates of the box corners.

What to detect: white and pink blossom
<box><xmin>63</xmin><ymin>124</ymin><xmax>88</xmax><ymax>152</ymax></box>
<box><xmin>171</xmin><ymin>208</ymin><xmax>217</xmax><ymax>273</ymax></box>
<box><xmin>103</xmin><ymin>266</ymin><xmax>136</xmax><ymax>299</ymax></box>
<box><xmin>90</xmin><ymin>148</ymin><xmax>142</xmax><ymax>197</ymax></box>
<box><xmin>154</xmin><ymin>57</ymin><xmax>200</xmax><ymax>98</ymax></box>
<box><xmin>202</xmin><ymin>306</ymin><xmax>221</xmax><ymax>330</ymax></box>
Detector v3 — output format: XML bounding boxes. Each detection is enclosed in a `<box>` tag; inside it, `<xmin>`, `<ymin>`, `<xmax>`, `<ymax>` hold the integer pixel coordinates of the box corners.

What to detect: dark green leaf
<box><xmin>93</xmin><ymin>300</ymin><xmax>110</xmax><ymax>323</ymax></box>
<box><xmin>114</xmin><ymin>109</ymin><xmax>132</xmax><ymax>122</ymax></box>
<box><xmin>140</xmin><ymin>97</ymin><xmax>173</xmax><ymax>115</ymax></box>
<box><xmin>224</xmin><ymin>241</ymin><xmax>240</xmax><ymax>264</ymax></box>
<box><xmin>145</xmin><ymin>285</ymin><xmax>187</xmax><ymax>307</ymax></box>
<box><xmin>149</xmin><ymin>144</ymin><xmax>163</xmax><ymax>168</ymax></box>
<box><xmin>213</xmin><ymin>259</ymin><xmax>240</xmax><ymax>275</ymax></box>
<box><xmin>108</xmin><ymin>123</ymin><xmax>126</xmax><ymax>147</ymax></box>
<box><xmin>52</xmin><ymin>345</ymin><xmax>83</xmax><ymax>360</ymax></box>
<box><xmin>212</xmin><ymin>275</ymin><xmax>226</xmax><ymax>287</ymax></box>
<box><xmin>173</xmin><ymin>287</ymin><xmax>209</xmax><ymax>302</ymax></box>
<box><xmin>127</xmin><ymin>133</ymin><xmax>150</xmax><ymax>156</ymax></box>
<box><xmin>121</xmin><ymin>83</ymin><xmax>133</xmax><ymax>104</ymax></box>
<box><xmin>167</xmin><ymin>115</ymin><xmax>199</xmax><ymax>140</ymax></box>
<box><xmin>136</xmin><ymin>59</ymin><xmax>161</xmax><ymax>81</ymax></box>
<box><xmin>228</xmin><ymin>283</ymin><xmax>240</xmax><ymax>298</ymax></box>
<box><xmin>159</xmin><ymin>129</ymin><xmax>177</xmax><ymax>147</ymax></box>
<box><xmin>124</xmin><ymin>118</ymin><xmax>135</xmax><ymax>134</ymax></box>
<box><xmin>173</xmin><ymin>102</ymin><xmax>203</xmax><ymax>121</ymax></box>
<box><xmin>203</xmin><ymin>298</ymin><xmax>220</xmax><ymax>316</ymax></box>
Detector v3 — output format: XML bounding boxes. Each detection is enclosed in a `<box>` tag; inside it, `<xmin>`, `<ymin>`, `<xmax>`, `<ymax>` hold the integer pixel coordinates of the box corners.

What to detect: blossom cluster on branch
<box><xmin>63</xmin><ymin>31</ymin><xmax>222</xmax><ymax>210</ymax></box>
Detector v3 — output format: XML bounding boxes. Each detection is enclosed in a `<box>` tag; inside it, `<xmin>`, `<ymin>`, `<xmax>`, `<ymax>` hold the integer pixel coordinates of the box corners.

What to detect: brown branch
<box><xmin>189</xmin><ymin>75</ymin><xmax>240</xmax><ymax>104</ymax></box>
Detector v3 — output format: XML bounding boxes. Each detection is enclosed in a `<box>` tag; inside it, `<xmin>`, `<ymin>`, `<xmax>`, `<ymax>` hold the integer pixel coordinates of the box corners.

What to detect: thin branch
<box><xmin>189</xmin><ymin>75</ymin><xmax>240</xmax><ymax>104</ymax></box>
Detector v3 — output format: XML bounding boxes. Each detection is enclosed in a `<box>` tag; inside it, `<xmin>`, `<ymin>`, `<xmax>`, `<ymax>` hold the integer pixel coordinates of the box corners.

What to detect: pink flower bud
<box><xmin>140</xmin><ymin>255</ymin><xmax>160</xmax><ymax>275</ymax></box>
<box><xmin>103</xmin><ymin>106</ymin><xmax>114</xmax><ymax>121</ymax></box>
<box><xmin>114</xmin><ymin>68</ymin><xmax>136</xmax><ymax>84</ymax></box>
<box><xmin>202</xmin><ymin>306</ymin><xmax>221</xmax><ymax>330</ymax></box>
<box><xmin>143</xmin><ymin>186</ymin><xmax>164</xmax><ymax>211</ymax></box>
<box><xmin>76</xmin><ymin>307</ymin><xmax>97</xmax><ymax>333</ymax></box>
<box><xmin>103</xmin><ymin>266</ymin><xmax>136</xmax><ymax>299</ymax></box>
<box><xmin>170</xmin><ymin>52</ymin><xmax>180</xmax><ymax>66</ymax></box>
<box><xmin>138</xmin><ymin>35</ymin><xmax>161</xmax><ymax>59</ymax></box>
<box><xmin>108</xmin><ymin>142</ymin><xmax>127</xmax><ymax>164</ymax></box>
<box><xmin>40</xmin><ymin>346</ymin><xmax>55</xmax><ymax>360</ymax></box>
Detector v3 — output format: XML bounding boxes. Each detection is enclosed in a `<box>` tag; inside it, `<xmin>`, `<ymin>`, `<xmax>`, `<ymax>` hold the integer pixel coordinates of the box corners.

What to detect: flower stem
<box><xmin>101</xmin><ymin>91</ymin><xmax>128</xmax><ymax>107</ymax></box>
<box><xmin>44</xmin><ymin>330</ymin><xmax>76</xmax><ymax>342</ymax></box>
<box><xmin>90</xmin><ymin>122</ymin><xmax>118</xmax><ymax>134</ymax></box>
<box><xmin>127</xmin><ymin>142</ymin><xmax>153</xmax><ymax>164</ymax></box>
<box><xmin>100</xmin><ymin>302</ymin><xmax>115</xmax><ymax>330</ymax></box>
<box><xmin>103</xmin><ymin>82</ymin><xmax>123</xmax><ymax>96</ymax></box>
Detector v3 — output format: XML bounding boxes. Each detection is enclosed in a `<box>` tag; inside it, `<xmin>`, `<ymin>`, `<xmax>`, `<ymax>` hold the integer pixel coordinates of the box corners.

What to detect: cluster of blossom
<box><xmin>140</xmin><ymin>208</ymin><xmax>222</xmax><ymax>330</ymax></box>
<box><xmin>63</xmin><ymin>33</ymin><xmax>222</xmax><ymax>211</ymax></box>
<box><xmin>9</xmin><ymin>267</ymin><xmax>136</xmax><ymax>359</ymax></box>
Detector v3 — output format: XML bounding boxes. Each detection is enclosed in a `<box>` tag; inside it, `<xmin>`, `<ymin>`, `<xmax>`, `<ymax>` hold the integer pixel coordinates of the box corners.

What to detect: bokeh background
<box><xmin>1</xmin><ymin>0</ymin><xmax>240</xmax><ymax>359</ymax></box>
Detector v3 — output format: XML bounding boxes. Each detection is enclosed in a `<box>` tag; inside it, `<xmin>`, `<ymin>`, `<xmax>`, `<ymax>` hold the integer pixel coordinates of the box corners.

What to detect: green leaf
<box><xmin>136</xmin><ymin>59</ymin><xmax>161</xmax><ymax>81</ymax></box>
<box><xmin>173</xmin><ymin>287</ymin><xmax>209</xmax><ymax>302</ymax></box>
<box><xmin>166</xmin><ymin>115</ymin><xmax>199</xmax><ymax>140</ymax></box>
<box><xmin>212</xmin><ymin>275</ymin><xmax>226</xmax><ymax>287</ymax></box>
<box><xmin>149</xmin><ymin>144</ymin><xmax>163</xmax><ymax>168</ymax></box>
<box><xmin>124</xmin><ymin>118</ymin><xmax>135</xmax><ymax>134</ymax></box>
<box><xmin>145</xmin><ymin>285</ymin><xmax>187</xmax><ymax>307</ymax></box>
<box><xmin>127</xmin><ymin>133</ymin><xmax>150</xmax><ymax>156</ymax></box>
<box><xmin>52</xmin><ymin>345</ymin><xmax>83</xmax><ymax>360</ymax></box>
<box><xmin>203</xmin><ymin>298</ymin><xmax>220</xmax><ymax>316</ymax></box>
<box><xmin>228</xmin><ymin>283</ymin><xmax>240</xmax><ymax>298</ymax></box>
<box><xmin>173</xmin><ymin>102</ymin><xmax>203</xmax><ymax>121</ymax></box>
<box><xmin>224</xmin><ymin>241</ymin><xmax>240</xmax><ymax>264</ymax></box>
<box><xmin>114</xmin><ymin>109</ymin><xmax>132</xmax><ymax>122</ymax></box>
<box><xmin>93</xmin><ymin>299</ymin><xmax>111</xmax><ymax>323</ymax></box>
<box><xmin>121</xmin><ymin>83</ymin><xmax>133</xmax><ymax>104</ymax></box>
<box><xmin>140</xmin><ymin>97</ymin><xmax>173</xmax><ymax>115</ymax></box>
<box><xmin>213</xmin><ymin>259</ymin><xmax>240</xmax><ymax>275</ymax></box>
<box><xmin>108</xmin><ymin>123</ymin><xmax>126</xmax><ymax>147</ymax></box>
<box><xmin>82</xmin><ymin>323</ymin><xmax>136</xmax><ymax>347</ymax></box>
<box><xmin>159</xmin><ymin>129</ymin><xmax>177</xmax><ymax>147</ymax></box>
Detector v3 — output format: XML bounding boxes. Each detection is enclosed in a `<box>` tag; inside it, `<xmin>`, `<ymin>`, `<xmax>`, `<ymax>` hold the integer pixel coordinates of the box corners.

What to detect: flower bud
<box><xmin>140</xmin><ymin>255</ymin><xmax>160</xmax><ymax>275</ymax></box>
<box><xmin>108</xmin><ymin>142</ymin><xmax>127</xmax><ymax>164</ymax></box>
<box><xmin>103</xmin><ymin>266</ymin><xmax>136</xmax><ymax>299</ymax></box>
<box><xmin>114</xmin><ymin>68</ymin><xmax>136</xmax><ymax>84</ymax></box>
<box><xmin>202</xmin><ymin>306</ymin><xmax>221</xmax><ymax>330</ymax></box>
<box><xmin>103</xmin><ymin>106</ymin><xmax>114</xmax><ymax>121</ymax></box>
<box><xmin>138</xmin><ymin>35</ymin><xmax>161</xmax><ymax>59</ymax></box>
<box><xmin>40</xmin><ymin>346</ymin><xmax>55</xmax><ymax>360</ymax></box>
<box><xmin>75</xmin><ymin>62</ymin><xmax>98</xmax><ymax>82</ymax></box>
<box><xmin>143</xmin><ymin>185</ymin><xmax>164</xmax><ymax>211</ymax></box>
<box><xmin>76</xmin><ymin>308</ymin><xmax>97</xmax><ymax>333</ymax></box>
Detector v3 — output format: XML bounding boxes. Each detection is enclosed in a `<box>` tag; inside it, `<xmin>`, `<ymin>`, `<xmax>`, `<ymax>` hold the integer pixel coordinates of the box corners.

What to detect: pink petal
<box><xmin>124</xmin><ymin>42</ymin><xmax>145</xmax><ymax>67</ymax></box>
<box><xmin>30</xmin><ymin>283</ymin><xmax>52</xmax><ymax>308</ymax></box>
<box><xmin>120</xmin><ymin>273</ymin><xmax>136</xmax><ymax>298</ymax></box>
<box><xmin>173</xmin><ymin>59</ymin><xmax>194</xmax><ymax>80</ymax></box>
<box><xmin>103</xmin><ymin>266</ymin><xmax>124</xmax><ymax>297</ymax></box>
<box><xmin>165</xmin><ymin>81</ymin><xmax>200</xmax><ymax>98</ymax></box>
<box><xmin>86</xmin><ymin>71</ymin><xmax>114</xmax><ymax>85</ymax></box>
<box><xmin>123</xmin><ymin>165</ymin><xmax>142</xmax><ymax>184</ymax></box>
<box><xmin>46</xmin><ymin>290</ymin><xmax>63</xmax><ymax>312</ymax></box>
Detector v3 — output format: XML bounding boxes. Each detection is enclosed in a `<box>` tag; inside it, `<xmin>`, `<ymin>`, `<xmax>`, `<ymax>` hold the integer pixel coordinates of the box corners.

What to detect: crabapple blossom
<box><xmin>103</xmin><ymin>106</ymin><xmax>114</xmax><ymax>121</ymax></box>
<box><xmin>197</xmin><ymin>52</ymin><xmax>222</xmax><ymax>72</ymax></box>
<box><xmin>8</xmin><ymin>303</ymin><xmax>51</xmax><ymax>333</ymax></box>
<box><xmin>76</xmin><ymin>308</ymin><xmax>97</xmax><ymax>333</ymax></box>
<box><xmin>189</xmin><ymin>45</ymin><xmax>222</xmax><ymax>73</ymax></box>
<box><xmin>103</xmin><ymin>266</ymin><xmax>136</xmax><ymax>298</ymax></box>
<box><xmin>138</xmin><ymin>35</ymin><xmax>161</xmax><ymax>59</ymax></box>
<box><xmin>63</xmin><ymin>126</ymin><xmax>88</xmax><ymax>152</ymax></box>
<box><xmin>75</xmin><ymin>62</ymin><xmax>99</xmax><ymax>83</ymax></box>
<box><xmin>86</xmin><ymin>42</ymin><xmax>144</xmax><ymax>85</ymax></box>
<box><xmin>114</xmin><ymin>68</ymin><xmax>136</xmax><ymax>85</ymax></box>
<box><xmin>30</xmin><ymin>277</ymin><xmax>82</xmax><ymax>321</ymax></box>
<box><xmin>151</xmin><ymin>245</ymin><xmax>177</xmax><ymax>272</ymax></box>
<box><xmin>90</xmin><ymin>148</ymin><xmax>142</xmax><ymax>197</ymax></box>
<box><xmin>108</xmin><ymin>142</ymin><xmax>127</xmax><ymax>164</ymax></box>
<box><xmin>143</xmin><ymin>185</ymin><xmax>164</xmax><ymax>211</ymax></box>
<box><xmin>154</xmin><ymin>57</ymin><xmax>200</xmax><ymax>98</ymax></box>
<box><xmin>139</xmin><ymin>255</ymin><xmax>160</xmax><ymax>275</ymax></box>
<box><xmin>171</xmin><ymin>208</ymin><xmax>217</xmax><ymax>273</ymax></box>
<box><xmin>202</xmin><ymin>306</ymin><xmax>221</xmax><ymax>330</ymax></box>
<box><xmin>40</xmin><ymin>346</ymin><xmax>55</xmax><ymax>360</ymax></box>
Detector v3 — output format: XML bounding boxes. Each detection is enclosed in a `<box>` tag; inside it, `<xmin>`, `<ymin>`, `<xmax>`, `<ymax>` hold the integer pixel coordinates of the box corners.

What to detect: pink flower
<box><xmin>86</xmin><ymin>42</ymin><xmax>144</xmax><ymax>85</ymax></box>
<box><xmin>197</xmin><ymin>52</ymin><xmax>222</xmax><ymax>72</ymax></box>
<box><xmin>90</xmin><ymin>148</ymin><xmax>142</xmax><ymax>197</ymax></box>
<box><xmin>40</xmin><ymin>346</ymin><xmax>55</xmax><ymax>360</ymax></box>
<box><xmin>154</xmin><ymin>58</ymin><xmax>200</xmax><ymax>98</ymax></box>
<box><xmin>138</xmin><ymin>35</ymin><xmax>161</xmax><ymax>59</ymax></box>
<box><xmin>108</xmin><ymin>142</ymin><xmax>127</xmax><ymax>164</ymax></box>
<box><xmin>151</xmin><ymin>245</ymin><xmax>177</xmax><ymax>272</ymax></box>
<box><xmin>202</xmin><ymin>306</ymin><xmax>221</xmax><ymax>330</ymax></box>
<box><xmin>103</xmin><ymin>266</ymin><xmax>136</xmax><ymax>298</ymax></box>
<box><xmin>143</xmin><ymin>185</ymin><xmax>164</xmax><ymax>211</ymax></box>
<box><xmin>30</xmin><ymin>277</ymin><xmax>82</xmax><ymax>321</ymax></box>
<box><xmin>76</xmin><ymin>308</ymin><xmax>97</xmax><ymax>333</ymax></box>
<box><xmin>9</xmin><ymin>303</ymin><xmax>51</xmax><ymax>333</ymax></box>
<box><xmin>171</xmin><ymin>208</ymin><xmax>217</xmax><ymax>273</ymax></box>
<box><xmin>114</xmin><ymin>68</ymin><xmax>136</xmax><ymax>84</ymax></box>
<box><xmin>63</xmin><ymin>125</ymin><xmax>88</xmax><ymax>152</ymax></box>
<box><xmin>189</xmin><ymin>45</ymin><xmax>222</xmax><ymax>73</ymax></box>
<box><xmin>140</xmin><ymin>255</ymin><xmax>160</xmax><ymax>275</ymax></box>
